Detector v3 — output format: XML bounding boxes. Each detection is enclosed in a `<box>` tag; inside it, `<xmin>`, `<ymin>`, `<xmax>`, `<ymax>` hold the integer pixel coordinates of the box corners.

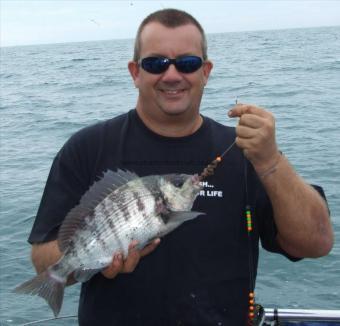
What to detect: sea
<box><xmin>1</xmin><ymin>26</ymin><xmax>340</xmax><ymax>325</ymax></box>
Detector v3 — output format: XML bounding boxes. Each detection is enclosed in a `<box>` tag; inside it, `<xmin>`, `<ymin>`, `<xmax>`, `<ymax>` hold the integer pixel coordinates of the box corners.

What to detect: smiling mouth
<box><xmin>161</xmin><ymin>89</ymin><xmax>185</xmax><ymax>95</ymax></box>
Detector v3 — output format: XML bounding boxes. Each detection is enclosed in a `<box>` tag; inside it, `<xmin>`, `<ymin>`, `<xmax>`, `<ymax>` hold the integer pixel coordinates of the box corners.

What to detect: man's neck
<box><xmin>136</xmin><ymin>107</ymin><xmax>203</xmax><ymax>137</ymax></box>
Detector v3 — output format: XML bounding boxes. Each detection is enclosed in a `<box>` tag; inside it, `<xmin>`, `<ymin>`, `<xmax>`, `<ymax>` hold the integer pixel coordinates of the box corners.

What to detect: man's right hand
<box><xmin>101</xmin><ymin>238</ymin><xmax>161</xmax><ymax>279</ymax></box>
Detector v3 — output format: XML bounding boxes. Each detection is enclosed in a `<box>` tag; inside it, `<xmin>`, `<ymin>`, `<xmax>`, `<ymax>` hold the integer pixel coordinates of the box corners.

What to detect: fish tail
<box><xmin>13</xmin><ymin>268</ymin><xmax>66</xmax><ymax>317</ymax></box>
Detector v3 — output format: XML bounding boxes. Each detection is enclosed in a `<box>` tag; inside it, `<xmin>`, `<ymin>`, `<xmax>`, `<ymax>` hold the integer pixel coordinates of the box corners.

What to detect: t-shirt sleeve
<box><xmin>28</xmin><ymin>132</ymin><xmax>92</xmax><ymax>244</ymax></box>
<box><xmin>256</xmin><ymin>182</ymin><xmax>328</xmax><ymax>261</ymax></box>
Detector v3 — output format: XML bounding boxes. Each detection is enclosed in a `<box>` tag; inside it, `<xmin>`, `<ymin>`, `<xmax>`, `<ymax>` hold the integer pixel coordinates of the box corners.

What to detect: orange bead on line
<box><xmin>216</xmin><ymin>156</ymin><xmax>222</xmax><ymax>162</ymax></box>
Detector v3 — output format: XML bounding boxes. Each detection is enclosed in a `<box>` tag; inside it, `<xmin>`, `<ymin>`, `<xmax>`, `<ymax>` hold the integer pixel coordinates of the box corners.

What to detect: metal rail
<box><xmin>264</xmin><ymin>308</ymin><xmax>340</xmax><ymax>322</ymax></box>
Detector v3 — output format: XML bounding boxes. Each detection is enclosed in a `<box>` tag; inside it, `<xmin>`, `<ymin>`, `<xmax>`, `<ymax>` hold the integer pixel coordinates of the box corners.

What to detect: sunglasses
<box><xmin>139</xmin><ymin>56</ymin><xmax>203</xmax><ymax>74</ymax></box>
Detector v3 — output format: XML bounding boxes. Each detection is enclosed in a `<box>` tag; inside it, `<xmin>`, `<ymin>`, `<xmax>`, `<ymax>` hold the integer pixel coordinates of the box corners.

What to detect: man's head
<box><xmin>128</xmin><ymin>9</ymin><xmax>213</xmax><ymax>136</ymax></box>
<box><xmin>133</xmin><ymin>9</ymin><xmax>208</xmax><ymax>62</ymax></box>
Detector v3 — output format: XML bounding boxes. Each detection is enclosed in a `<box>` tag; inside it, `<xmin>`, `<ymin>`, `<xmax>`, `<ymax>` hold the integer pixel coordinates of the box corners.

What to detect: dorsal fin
<box><xmin>58</xmin><ymin>169</ymin><xmax>139</xmax><ymax>252</ymax></box>
<box><xmin>79</xmin><ymin>169</ymin><xmax>138</xmax><ymax>206</ymax></box>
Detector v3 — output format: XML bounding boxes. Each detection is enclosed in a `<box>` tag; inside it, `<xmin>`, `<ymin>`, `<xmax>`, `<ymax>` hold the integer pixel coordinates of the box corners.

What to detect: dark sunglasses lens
<box><xmin>176</xmin><ymin>56</ymin><xmax>203</xmax><ymax>73</ymax></box>
<box><xmin>141</xmin><ymin>57</ymin><xmax>169</xmax><ymax>74</ymax></box>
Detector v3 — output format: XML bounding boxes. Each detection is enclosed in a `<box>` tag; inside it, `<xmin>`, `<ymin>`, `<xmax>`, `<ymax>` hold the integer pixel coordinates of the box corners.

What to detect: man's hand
<box><xmin>228</xmin><ymin>103</ymin><xmax>281</xmax><ymax>174</ymax></box>
<box><xmin>101</xmin><ymin>238</ymin><xmax>161</xmax><ymax>279</ymax></box>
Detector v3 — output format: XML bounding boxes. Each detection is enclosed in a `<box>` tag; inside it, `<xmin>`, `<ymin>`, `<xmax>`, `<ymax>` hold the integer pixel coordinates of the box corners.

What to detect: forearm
<box><xmin>31</xmin><ymin>240</ymin><xmax>61</xmax><ymax>273</ymax></box>
<box><xmin>258</xmin><ymin>154</ymin><xmax>333</xmax><ymax>258</ymax></box>
<box><xmin>31</xmin><ymin>240</ymin><xmax>77</xmax><ymax>285</ymax></box>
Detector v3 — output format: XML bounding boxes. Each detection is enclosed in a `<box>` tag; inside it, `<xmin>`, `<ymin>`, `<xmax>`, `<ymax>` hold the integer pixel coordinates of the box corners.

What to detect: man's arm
<box><xmin>31</xmin><ymin>241</ymin><xmax>61</xmax><ymax>274</ymax></box>
<box><xmin>257</xmin><ymin>154</ymin><xmax>332</xmax><ymax>258</ymax></box>
<box><xmin>229</xmin><ymin>104</ymin><xmax>334</xmax><ymax>258</ymax></box>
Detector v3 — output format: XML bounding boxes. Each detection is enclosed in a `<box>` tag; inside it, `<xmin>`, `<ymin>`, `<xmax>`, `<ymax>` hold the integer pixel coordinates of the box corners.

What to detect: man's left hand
<box><xmin>228</xmin><ymin>103</ymin><xmax>281</xmax><ymax>173</ymax></box>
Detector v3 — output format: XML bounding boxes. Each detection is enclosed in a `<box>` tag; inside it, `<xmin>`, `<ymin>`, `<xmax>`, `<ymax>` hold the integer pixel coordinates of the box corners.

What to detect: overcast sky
<box><xmin>1</xmin><ymin>0</ymin><xmax>340</xmax><ymax>47</ymax></box>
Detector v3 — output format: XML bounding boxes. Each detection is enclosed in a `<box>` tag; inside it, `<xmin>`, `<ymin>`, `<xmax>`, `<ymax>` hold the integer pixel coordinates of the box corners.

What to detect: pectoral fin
<box><xmin>167</xmin><ymin>211</ymin><xmax>205</xmax><ymax>223</ymax></box>
<box><xmin>158</xmin><ymin>211</ymin><xmax>205</xmax><ymax>238</ymax></box>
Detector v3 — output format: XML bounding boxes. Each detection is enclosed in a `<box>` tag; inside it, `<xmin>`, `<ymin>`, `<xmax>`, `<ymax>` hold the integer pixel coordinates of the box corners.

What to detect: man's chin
<box><xmin>159</xmin><ymin>106</ymin><xmax>191</xmax><ymax>116</ymax></box>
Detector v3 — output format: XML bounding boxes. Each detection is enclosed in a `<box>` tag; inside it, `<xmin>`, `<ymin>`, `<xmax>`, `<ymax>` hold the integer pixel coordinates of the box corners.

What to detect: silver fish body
<box><xmin>14</xmin><ymin>170</ymin><xmax>204</xmax><ymax>316</ymax></box>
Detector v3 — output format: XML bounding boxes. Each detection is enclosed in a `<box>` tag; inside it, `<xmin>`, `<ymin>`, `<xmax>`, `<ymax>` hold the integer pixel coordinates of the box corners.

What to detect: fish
<box><xmin>14</xmin><ymin>169</ymin><xmax>204</xmax><ymax>317</ymax></box>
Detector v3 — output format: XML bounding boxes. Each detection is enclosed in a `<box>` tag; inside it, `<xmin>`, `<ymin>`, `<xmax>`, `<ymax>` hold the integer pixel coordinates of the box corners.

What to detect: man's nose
<box><xmin>161</xmin><ymin>63</ymin><xmax>183</xmax><ymax>81</ymax></box>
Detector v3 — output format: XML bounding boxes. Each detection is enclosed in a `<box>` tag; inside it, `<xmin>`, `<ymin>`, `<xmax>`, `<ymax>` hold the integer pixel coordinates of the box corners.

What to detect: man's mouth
<box><xmin>161</xmin><ymin>89</ymin><xmax>185</xmax><ymax>95</ymax></box>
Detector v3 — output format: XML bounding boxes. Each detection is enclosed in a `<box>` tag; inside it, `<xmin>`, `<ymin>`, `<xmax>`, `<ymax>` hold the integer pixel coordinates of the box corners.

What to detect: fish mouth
<box><xmin>191</xmin><ymin>174</ymin><xmax>202</xmax><ymax>189</ymax></box>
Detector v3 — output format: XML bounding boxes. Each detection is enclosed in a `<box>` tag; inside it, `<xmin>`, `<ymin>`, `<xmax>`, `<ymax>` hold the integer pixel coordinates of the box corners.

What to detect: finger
<box><xmin>228</xmin><ymin>104</ymin><xmax>268</xmax><ymax>118</ymax></box>
<box><xmin>236</xmin><ymin>125</ymin><xmax>258</xmax><ymax>139</ymax></box>
<box><xmin>121</xmin><ymin>241</ymin><xmax>141</xmax><ymax>273</ymax></box>
<box><xmin>238</xmin><ymin>113</ymin><xmax>264</xmax><ymax>129</ymax></box>
<box><xmin>235</xmin><ymin>136</ymin><xmax>257</xmax><ymax>151</ymax></box>
<box><xmin>140</xmin><ymin>238</ymin><xmax>161</xmax><ymax>258</ymax></box>
<box><xmin>101</xmin><ymin>253</ymin><xmax>123</xmax><ymax>279</ymax></box>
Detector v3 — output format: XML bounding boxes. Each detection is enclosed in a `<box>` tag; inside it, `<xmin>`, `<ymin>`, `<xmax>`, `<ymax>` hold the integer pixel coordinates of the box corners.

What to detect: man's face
<box><xmin>129</xmin><ymin>22</ymin><xmax>213</xmax><ymax>120</ymax></box>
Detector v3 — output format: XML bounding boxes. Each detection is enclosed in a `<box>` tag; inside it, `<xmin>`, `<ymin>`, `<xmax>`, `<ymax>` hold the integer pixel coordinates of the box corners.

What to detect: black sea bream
<box><xmin>14</xmin><ymin>170</ymin><xmax>204</xmax><ymax>316</ymax></box>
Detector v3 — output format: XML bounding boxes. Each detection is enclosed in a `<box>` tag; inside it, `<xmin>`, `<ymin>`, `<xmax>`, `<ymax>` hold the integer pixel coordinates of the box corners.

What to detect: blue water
<box><xmin>1</xmin><ymin>26</ymin><xmax>340</xmax><ymax>325</ymax></box>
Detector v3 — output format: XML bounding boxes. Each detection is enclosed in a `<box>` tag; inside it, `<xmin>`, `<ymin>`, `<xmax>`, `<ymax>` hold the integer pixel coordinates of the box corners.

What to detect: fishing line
<box><xmin>198</xmin><ymin>140</ymin><xmax>236</xmax><ymax>181</ymax></box>
<box><xmin>198</xmin><ymin>98</ymin><xmax>260</xmax><ymax>325</ymax></box>
<box><xmin>244</xmin><ymin>156</ymin><xmax>257</xmax><ymax>325</ymax></box>
<box><xmin>198</xmin><ymin>98</ymin><xmax>238</xmax><ymax>181</ymax></box>
<box><xmin>220</xmin><ymin>140</ymin><xmax>237</xmax><ymax>159</ymax></box>
<box><xmin>199</xmin><ymin>142</ymin><xmax>258</xmax><ymax>324</ymax></box>
<box><xmin>18</xmin><ymin>315</ymin><xmax>77</xmax><ymax>326</ymax></box>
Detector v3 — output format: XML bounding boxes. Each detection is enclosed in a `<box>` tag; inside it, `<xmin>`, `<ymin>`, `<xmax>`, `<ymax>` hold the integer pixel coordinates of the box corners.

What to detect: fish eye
<box><xmin>169</xmin><ymin>176</ymin><xmax>184</xmax><ymax>188</ymax></box>
<box><xmin>166</xmin><ymin>175</ymin><xmax>185</xmax><ymax>188</ymax></box>
<box><xmin>174</xmin><ymin>180</ymin><xmax>184</xmax><ymax>188</ymax></box>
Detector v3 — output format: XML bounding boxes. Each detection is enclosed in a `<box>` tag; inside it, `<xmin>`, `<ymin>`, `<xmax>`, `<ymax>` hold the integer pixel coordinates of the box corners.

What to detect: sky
<box><xmin>1</xmin><ymin>0</ymin><xmax>340</xmax><ymax>47</ymax></box>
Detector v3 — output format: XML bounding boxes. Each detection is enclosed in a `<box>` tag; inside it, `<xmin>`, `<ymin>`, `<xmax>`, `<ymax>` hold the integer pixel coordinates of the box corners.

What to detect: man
<box><xmin>28</xmin><ymin>9</ymin><xmax>333</xmax><ymax>325</ymax></box>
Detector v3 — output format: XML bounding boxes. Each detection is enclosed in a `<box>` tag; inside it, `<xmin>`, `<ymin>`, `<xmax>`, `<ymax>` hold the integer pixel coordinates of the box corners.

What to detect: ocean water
<box><xmin>1</xmin><ymin>26</ymin><xmax>339</xmax><ymax>325</ymax></box>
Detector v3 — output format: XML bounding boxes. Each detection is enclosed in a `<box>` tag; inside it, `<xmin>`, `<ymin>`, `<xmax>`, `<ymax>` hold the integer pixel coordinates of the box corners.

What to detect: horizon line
<box><xmin>1</xmin><ymin>24</ymin><xmax>339</xmax><ymax>49</ymax></box>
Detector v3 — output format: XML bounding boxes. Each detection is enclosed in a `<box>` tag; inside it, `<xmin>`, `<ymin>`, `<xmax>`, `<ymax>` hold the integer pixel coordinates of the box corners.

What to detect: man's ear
<box><xmin>128</xmin><ymin>61</ymin><xmax>140</xmax><ymax>88</ymax></box>
<box><xmin>202</xmin><ymin>60</ymin><xmax>213</xmax><ymax>86</ymax></box>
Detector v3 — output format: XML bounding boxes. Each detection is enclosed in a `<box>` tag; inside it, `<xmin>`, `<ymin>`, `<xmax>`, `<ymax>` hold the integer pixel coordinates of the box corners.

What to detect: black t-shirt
<box><xmin>29</xmin><ymin>109</ymin><xmax>299</xmax><ymax>325</ymax></box>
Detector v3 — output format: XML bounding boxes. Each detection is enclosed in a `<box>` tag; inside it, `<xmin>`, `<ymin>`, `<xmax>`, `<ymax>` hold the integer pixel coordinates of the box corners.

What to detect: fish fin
<box><xmin>58</xmin><ymin>169</ymin><xmax>139</xmax><ymax>252</ymax></box>
<box><xmin>158</xmin><ymin>211</ymin><xmax>205</xmax><ymax>237</ymax></box>
<box><xmin>112</xmin><ymin>169</ymin><xmax>139</xmax><ymax>185</ymax></box>
<box><xmin>167</xmin><ymin>211</ymin><xmax>205</xmax><ymax>223</ymax></box>
<box><xmin>79</xmin><ymin>169</ymin><xmax>139</xmax><ymax>207</ymax></box>
<box><xmin>73</xmin><ymin>268</ymin><xmax>102</xmax><ymax>283</ymax></box>
<box><xmin>13</xmin><ymin>270</ymin><xmax>66</xmax><ymax>317</ymax></box>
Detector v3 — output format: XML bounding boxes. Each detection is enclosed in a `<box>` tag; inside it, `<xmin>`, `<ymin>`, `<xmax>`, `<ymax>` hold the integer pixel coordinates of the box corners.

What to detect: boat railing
<box><xmin>14</xmin><ymin>309</ymin><xmax>340</xmax><ymax>325</ymax></box>
<box><xmin>264</xmin><ymin>308</ymin><xmax>340</xmax><ymax>324</ymax></box>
